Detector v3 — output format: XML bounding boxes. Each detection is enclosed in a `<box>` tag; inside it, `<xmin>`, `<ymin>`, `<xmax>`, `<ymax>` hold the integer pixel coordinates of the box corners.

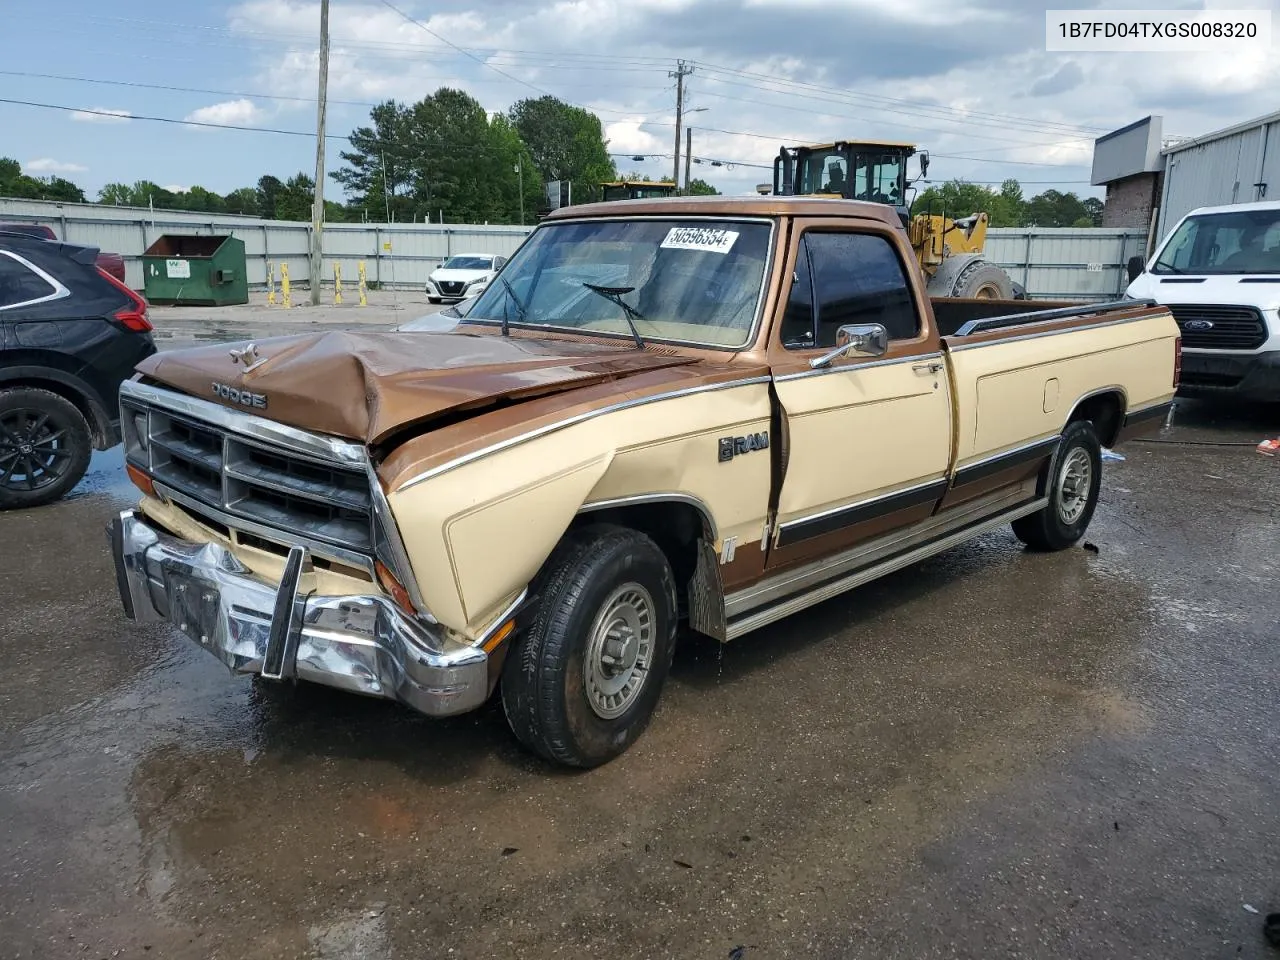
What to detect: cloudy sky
<box><xmin>3</xmin><ymin>0</ymin><xmax>1278</xmax><ymax>203</ymax></box>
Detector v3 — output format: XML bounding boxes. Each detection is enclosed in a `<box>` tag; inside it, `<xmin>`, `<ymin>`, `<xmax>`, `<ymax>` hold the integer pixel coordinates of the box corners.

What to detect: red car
<box><xmin>0</xmin><ymin>222</ymin><xmax>127</xmax><ymax>285</ymax></box>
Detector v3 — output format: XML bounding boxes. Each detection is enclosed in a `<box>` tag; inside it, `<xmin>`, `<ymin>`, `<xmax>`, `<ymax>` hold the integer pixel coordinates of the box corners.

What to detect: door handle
<box><xmin>913</xmin><ymin>361</ymin><xmax>944</xmax><ymax>374</ymax></box>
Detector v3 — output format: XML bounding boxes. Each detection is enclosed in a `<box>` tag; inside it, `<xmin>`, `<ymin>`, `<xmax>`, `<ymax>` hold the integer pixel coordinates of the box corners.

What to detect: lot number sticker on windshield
<box><xmin>661</xmin><ymin>226</ymin><xmax>739</xmax><ymax>255</ymax></box>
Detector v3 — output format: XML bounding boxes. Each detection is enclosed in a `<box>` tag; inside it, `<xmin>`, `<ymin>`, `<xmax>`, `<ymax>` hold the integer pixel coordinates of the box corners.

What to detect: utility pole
<box><xmin>515</xmin><ymin>160</ymin><xmax>524</xmax><ymax>225</ymax></box>
<box><xmin>685</xmin><ymin>127</ymin><xmax>692</xmax><ymax>193</ymax></box>
<box><xmin>669</xmin><ymin>60</ymin><xmax>693</xmax><ymax>193</ymax></box>
<box><xmin>309</xmin><ymin>0</ymin><xmax>330</xmax><ymax>306</ymax></box>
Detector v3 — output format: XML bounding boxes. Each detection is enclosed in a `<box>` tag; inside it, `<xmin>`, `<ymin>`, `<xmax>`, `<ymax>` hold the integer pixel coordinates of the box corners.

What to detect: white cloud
<box><xmin>70</xmin><ymin>108</ymin><xmax>131</xmax><ymax>123</ymax></box>
<box><xmin>210</xmin><ymin>0</ymin><xmax>1280</xmax><ymax>200</ymax></box>
<box><xmin>24</xmin><ymin>158</ymin><xmax>88</xmax><ymax>174</ymax></box>
<box><xmin>605</xmin><ymin>118</ymin><xmax>666</xmax><ymax>157</ymax></box>
<box><xmin>162</xmin><ymin>184</ymin><xmax>190</xmax><ymax>193</ymax></box>
<box><xmin>184</xmin><ymin>99</ymin><xmax>266</xmax><ymax>127</ymax></box>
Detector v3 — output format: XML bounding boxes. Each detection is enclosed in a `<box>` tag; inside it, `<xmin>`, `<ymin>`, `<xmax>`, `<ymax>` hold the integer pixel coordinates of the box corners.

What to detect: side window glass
<box><xmin>806</xmin><ymin>233</ymin><xmax>920</xmax><ymax>346</ymax></box>
<box><xmin>779</xmin><ymin>237</ymin><xmax>815</xmax><ymax>348</ymax></box>
<box><xmin>0</xmin><ymin>254</ymin><xmax>56</xmax><ymax>309</ymax></box>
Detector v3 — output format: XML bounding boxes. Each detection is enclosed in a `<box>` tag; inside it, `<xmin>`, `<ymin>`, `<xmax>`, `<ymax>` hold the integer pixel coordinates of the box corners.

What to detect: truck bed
<box><xmin>930</xmin><ymin>297</ymin><xmax>1145</xmax><ymax>338</ymax></box>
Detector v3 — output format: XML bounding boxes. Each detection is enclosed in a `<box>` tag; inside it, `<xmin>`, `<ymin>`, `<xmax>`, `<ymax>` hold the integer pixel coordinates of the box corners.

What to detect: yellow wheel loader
<box><xmin>772</xmin><ymin>141</ymin><xmax>1020</xmax><ymax>299</ymax></box>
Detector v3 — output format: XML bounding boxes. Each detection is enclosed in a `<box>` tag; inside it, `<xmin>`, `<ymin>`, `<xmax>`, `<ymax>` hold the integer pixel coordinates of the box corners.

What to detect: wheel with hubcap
<box><xmin>501</xmin><ymin>525</ymin><xmax>677</xmax><ymax>768</ymax></box>
<box><xmin>1012</xmin><ymin>419</ymin><xmax>1102</xmax><ymax>551</ymax></box>
<box><xmin>0</xmin><ymin>387</ymin><xmax>92</xmax><ymax>510</ymax></box>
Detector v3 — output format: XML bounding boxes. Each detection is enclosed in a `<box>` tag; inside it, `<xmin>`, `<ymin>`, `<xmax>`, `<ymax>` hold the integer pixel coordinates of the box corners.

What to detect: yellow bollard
<box><xmin>266</xmin><ymin>261</ymin><xmax>276</xmax><ymax>305</ymax></box>
<box><xmin>357</xmin><ymin>261</ymin><xmax>368</xmax><ymax>307</ymax></box>
<box><xmin>281</xmin><ymin>262</ymin><xmax>292</xmax><ymax>308</ymax></box>
<box><xmin>334</xmin><ymin>262</ymin><xmax>343</xmax><ymax>304</ymax></box>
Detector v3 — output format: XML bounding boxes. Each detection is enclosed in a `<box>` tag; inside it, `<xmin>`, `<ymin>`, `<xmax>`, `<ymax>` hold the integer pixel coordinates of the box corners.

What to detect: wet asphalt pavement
<box><xmin>2</xmin><ymin>317</ymin><xmax>1279</xmax><ymax>958</ymax></box>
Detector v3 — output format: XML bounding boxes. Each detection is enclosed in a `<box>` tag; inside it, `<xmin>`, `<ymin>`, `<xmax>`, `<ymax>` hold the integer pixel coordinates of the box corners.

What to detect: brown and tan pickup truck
<box><xmin>109</xmin><ymin>197</ymin><xmax>1180</xmax><ymax>766</ymax></box>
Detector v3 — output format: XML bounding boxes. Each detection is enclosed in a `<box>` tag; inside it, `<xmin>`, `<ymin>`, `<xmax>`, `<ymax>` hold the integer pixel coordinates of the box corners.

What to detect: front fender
<box><xmin>388</xmin><ymin>451</ymin><xmax>615</xmax><ymax>633</ymax></box>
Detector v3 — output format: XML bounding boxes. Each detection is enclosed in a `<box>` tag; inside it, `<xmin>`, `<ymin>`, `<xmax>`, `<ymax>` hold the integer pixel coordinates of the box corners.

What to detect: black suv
<box><xmin>1</xmin><ymin>232</ymin><xmax>156</xmax><ymax>508</ymax></box>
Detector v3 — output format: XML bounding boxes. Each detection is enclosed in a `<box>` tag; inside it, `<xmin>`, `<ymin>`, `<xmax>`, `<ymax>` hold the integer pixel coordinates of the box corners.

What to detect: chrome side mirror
<box><xmin>810</xmin><ymin>323</ymin><xmax>889</xmax><ymax>369</ymax></box>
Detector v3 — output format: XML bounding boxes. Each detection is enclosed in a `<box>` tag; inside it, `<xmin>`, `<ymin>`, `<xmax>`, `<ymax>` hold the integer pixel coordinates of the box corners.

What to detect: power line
<box><xmin>1</xmin><ymin>96</ymin><xmax>1091</xmax><ymax>176</ymax></box>
<box><xmin>692</xmin><ymin>60</ymin><xmax>1110</xmax><ymax>137</ymax></box>
<box><xmin>0</xmin><ymin>69</ymin><xmax>380</xmax><ymax>109</ymax></box>
<box><xmin>0</xmin><ymin>68</ymin><xmax>674</xmax><ymax>123</ymax></box>
<box><xmin>31</xmin><ymin>12</ymin><xmax>1112</xmax><ymax>147</ymax></box>
<box><xmin>373</xmin><ymin>0</ymin><xmax>560</xmax><ymax>100</ymax></box>
<box><xmin>691</xmin><ymin>88</ymin><xmax>1093</xmax><ymax>150</ymax></box>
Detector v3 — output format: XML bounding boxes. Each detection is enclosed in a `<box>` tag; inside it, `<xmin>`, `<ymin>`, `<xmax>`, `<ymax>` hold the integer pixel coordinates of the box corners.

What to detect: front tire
<box><xmin>1012</xmin><ymin>420</ymin><xmax>1102</xmax><ymax>551</ymax></box>
<box><xmin>0</xmin><ymin>387</ymin><xmax>92</xmax><ymax>510</ymax></box>
<box><xmin>427</xmin><ymin>296</ymin><xmax>441</xmax><ymax>304</ymax></box>
<box><xmin>501</xmin><ymin>525</ymin><xmax>678</xmax><ymax>768</ymax></box>
<box><xmin>953</xmin><ymin>261</ymin><xmax>1013</xmax><ymax>299</ymax></box>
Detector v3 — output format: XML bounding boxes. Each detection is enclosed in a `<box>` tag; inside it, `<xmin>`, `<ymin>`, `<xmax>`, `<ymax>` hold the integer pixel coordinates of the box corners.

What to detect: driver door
<box><xmin>766</xmin><ymin>220</ymin><xmax>953</xmax><ymax>571</ymax></box>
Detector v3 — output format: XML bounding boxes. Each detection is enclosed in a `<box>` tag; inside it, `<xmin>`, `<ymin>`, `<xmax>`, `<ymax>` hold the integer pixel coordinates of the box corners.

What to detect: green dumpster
<box><xmin>141</xmin><ymin>235</ymin><xmax>248</xmax><ymax>306</ymax></box>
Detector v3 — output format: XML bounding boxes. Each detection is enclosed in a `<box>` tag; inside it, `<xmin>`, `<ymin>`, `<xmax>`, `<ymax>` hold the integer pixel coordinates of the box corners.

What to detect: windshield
<box><xmin>1153</xmin><ymin>209</ymin><xmax>1280</xmax><ymax>275</ymax></box>
<box><xmin>442</xmin><ymin>256</ymin><xmax>492</xmax><ymax>270</ymax></box>
<box><xmin>852</xmin><ymin>152</ymin><xmax>906</xmax><ymax>206</ymax></box>
<box><xmin>463</xmin><ymin>218</ymin><xmax>772</xmax><ymax>348</ymax></box>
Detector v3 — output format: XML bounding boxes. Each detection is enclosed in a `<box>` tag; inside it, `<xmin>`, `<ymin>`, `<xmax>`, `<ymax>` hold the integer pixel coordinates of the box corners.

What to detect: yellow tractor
<box><xmin>772</xmin><ymin>140</ymin><xmax>1019</xmax><ymax>299</ymax></box>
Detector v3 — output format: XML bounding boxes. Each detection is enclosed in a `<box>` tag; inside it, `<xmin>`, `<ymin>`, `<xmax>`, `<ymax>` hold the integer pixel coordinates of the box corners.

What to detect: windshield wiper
<box><xmin>499</xmin><ymin>276</ymin><xmax>528</xmax><ymax>336</ymax></box>
<box><xmin>581</xmin><ymin>283</ymin><xmax>647</xmax><ymax>349</ymax></box>
<box><xmin>1153</xmin><ymin>262</ymin><xmax>1185</xmax><ymax>274</ymax></box>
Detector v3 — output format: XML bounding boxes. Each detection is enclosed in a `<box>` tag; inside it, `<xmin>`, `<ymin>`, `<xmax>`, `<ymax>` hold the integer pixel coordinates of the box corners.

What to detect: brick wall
<box><xmin>1102</xmin><ymin>173</ymin><xmax>1162</xmax><ymax>229</ymax></box>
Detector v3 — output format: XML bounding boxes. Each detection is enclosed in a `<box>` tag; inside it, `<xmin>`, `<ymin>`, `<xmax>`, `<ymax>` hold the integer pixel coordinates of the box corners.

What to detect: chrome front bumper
<box><xmin>108</xmin><ymin>510</ymin><xmax>489</xmax><ymax>717</ymax></box>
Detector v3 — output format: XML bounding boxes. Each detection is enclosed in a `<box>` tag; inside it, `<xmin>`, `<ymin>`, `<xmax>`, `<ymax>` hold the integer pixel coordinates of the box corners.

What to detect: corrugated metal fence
<box><xmin>1</xmin><ymin>198</ymin><xmax>1145</xmax><ymax>301</ymax></box>
<box><xmin>985</xmin><ymin>227</ymin><xmax>1147</xmax><ymax>301</ymax></box>
<box><xmin>0</xmin><ymin>198</ymin><xmax>531</xmax><ymax>291</ymax></box>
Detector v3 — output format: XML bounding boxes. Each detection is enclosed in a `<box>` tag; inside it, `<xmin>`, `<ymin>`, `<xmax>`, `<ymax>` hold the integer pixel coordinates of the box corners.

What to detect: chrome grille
<box><xmin>1167</xmin><ymin>304</ymin><xmax>1267</xmax><ymax>350</ymax></box>
<box><xmin>123</xmin><ymin>399</ymin><xmax>374</xmax><ymax>554</ymax></box>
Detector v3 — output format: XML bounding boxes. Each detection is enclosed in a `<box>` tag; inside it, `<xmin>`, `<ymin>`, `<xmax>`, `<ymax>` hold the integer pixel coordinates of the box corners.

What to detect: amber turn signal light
<box><xmin>126</xmin><ymin>463</ymin><xmax>155</xmax><ymax>498</ymax></box>
<box><xmin>375</xmin><ymin>560</ymin><xmax>416</xmax><ymax>615</ymax></box>
<box><xmin>482</xmin><ymin>619</ymin><xmax>516</xmax><ymax>654</ymax></box>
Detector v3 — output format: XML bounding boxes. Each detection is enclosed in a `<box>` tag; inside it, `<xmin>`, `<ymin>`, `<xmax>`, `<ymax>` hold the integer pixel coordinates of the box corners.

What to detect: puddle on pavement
<box><xmin>63</xmin><ymin>446</ymin><xmax>133</xmax><ymax>501</ymax></box>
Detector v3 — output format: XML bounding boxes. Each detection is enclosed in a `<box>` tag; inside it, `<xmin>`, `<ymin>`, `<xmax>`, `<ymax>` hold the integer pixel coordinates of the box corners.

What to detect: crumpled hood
<box><xmin>135</xmin><ymin>330</ymin><xmax>698</xmax><ymax>444</ymax></box>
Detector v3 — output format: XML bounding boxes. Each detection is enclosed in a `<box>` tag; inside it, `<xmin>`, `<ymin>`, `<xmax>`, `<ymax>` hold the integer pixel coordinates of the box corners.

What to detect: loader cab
<box><xmin>774</xmin><ymin>141</ymin><xmax>924</xmax><ymax>225</ymax></box>
<box><xmin>601</xmin><ymin>181</ymin><xmax>678</xmax><ymax>202</ymax></box>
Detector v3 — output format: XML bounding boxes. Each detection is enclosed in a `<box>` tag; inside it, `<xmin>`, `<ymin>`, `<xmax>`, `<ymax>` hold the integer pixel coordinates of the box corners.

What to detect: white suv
<box><xmin>425</xmin><ymin>254</ymin><xmax>505</xmax><ymax>304</ymax></box>
<box><xmin>1126</xmin><ymin>200</ymin><xmax>1280</xmax><ymax>402</ymax></box>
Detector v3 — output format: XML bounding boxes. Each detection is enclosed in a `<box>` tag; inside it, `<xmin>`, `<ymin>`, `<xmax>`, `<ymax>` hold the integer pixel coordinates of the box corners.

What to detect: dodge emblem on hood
<box><xmin>229</xmin><ymin>342</ymin><xmax>267</xmax><ymax>372</ymax></box>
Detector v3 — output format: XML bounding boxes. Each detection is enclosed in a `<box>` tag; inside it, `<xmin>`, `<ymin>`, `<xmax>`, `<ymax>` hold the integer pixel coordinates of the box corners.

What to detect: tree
<box><xmin>1082</xmin><ymin>197</ymin><xmax>1103</xmax><ymax>227</ymax></box>
<box><xmin>1025</xmin><ymin>189</ymin><xmax>1090</xmax><ymax>227</ymax></box>
<box><xmin>256</xmin><ymin>175</ymin><xmax>285</xmax><ymax>219</ymax></box>
<box><xmin>99</xmin><ymin>183</ymin><xmax>133</xmax><ymax>206</ymax></box>
<box><xmin>686</xmin><ymin>178</ymin><xmax>719</xmax><ymax>196</ymax></box>
<box><xmin>912</xmin><ymin>180</ymin><xmax>1002</xmax><ymax>222</ymax></box>
<box><xmin>508</xmin><ymin>96</ymin><xmax>616</xmax><ymax>205</ymax></box>
<box><xmin>223</xmin><ymin>187</ymin><xmax>260</xmax><ymax>215</ymax></box>
<box><xmin>991</xmin><ymin>179</ymin><xmax>1025</xmax><ymax>227</ymax></box>
<box><xmin>179</xmin><ymin>185</ymin><xmax>226</xmax><ymax>213</ymax></box>
<box><xmin>0</xmin><ymin>157</ymin><xmax>86</xmax><ymax>203</ymax></box>
<box><xmin>331</xmin><ymin>100</ymin><xmax>417</xmax><ymax>222</ymax></box>
<box><xmin>274</xmin><ymin>173</ymin><xmax>315</xmax><ymax>221</ymax></box>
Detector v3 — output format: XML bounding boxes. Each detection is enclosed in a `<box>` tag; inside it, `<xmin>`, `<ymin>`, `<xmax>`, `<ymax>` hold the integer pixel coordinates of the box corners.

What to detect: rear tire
<box><xmin>1012</xmin><ymin>420</ymin><xmax>1102</xmax><ymax>551</ymax></box>
<box><xmin>0</xmin><ymin>387</ymin><xmax>92</xmax><ymax>510</ymax></box>
<box><xmin>501</xmin><ymin>525</ymin><xmax>678</xmax><ymax>768</ymax></box>
<box><xmin>953</xmin><ymin>261</ymin><xmax>1013</xmax><ymax>299</ymax></box>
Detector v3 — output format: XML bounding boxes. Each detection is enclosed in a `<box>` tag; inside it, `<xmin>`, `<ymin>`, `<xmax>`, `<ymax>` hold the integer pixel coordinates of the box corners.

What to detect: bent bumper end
<box><xmin>108</xmin><ymin>511</ymin><xmax>489</xmax><ymax>717</ymax></box>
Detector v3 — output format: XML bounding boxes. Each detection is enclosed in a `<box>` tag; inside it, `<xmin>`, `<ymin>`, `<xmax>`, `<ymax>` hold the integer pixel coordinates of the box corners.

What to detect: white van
<box><xmin>1126</xmin><ymin>199</ymin><xmax>1280</xmax><ymax>402</ymax></box>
